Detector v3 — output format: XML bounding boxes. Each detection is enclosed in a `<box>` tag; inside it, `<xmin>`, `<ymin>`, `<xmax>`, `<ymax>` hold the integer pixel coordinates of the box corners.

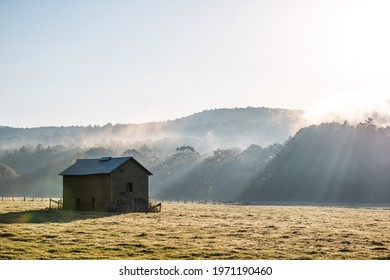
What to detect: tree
<box><xmin>84</xmin><ymin>147</ymin><xmax>114</xmax><ymax>158</ymax></box>
<box><xmin>176</xmin><ymin>145</ymin><xmax>196</xmax><ymax>153</ymax></box>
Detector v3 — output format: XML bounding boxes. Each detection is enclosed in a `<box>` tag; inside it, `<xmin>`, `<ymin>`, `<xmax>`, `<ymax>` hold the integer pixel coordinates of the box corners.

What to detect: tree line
<box><xmin>242</xmin><ymin>119</ymin><xmax>390</xmax><ymax>203</ymax></box>
<box><xmin>1</xmin><ymin>119</ymin><xmax>390</xmax><ymax>204</ymax></box>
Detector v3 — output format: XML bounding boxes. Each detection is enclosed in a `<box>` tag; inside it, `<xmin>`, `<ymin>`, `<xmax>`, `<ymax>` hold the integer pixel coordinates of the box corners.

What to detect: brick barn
<box><xmin>59</xmin><ymin>156</ymin><xmax>152</xmax><ymax>212</ymax></box>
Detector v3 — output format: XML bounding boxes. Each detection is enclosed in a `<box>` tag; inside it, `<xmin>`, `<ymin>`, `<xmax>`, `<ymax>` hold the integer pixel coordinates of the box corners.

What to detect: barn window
<box><xmin>126</xmin><ymin>182</ymin><xmax>133</xmax><ymax>192</ymax></box>
<box><xmin>91</xmin><ymin>198</ymin><xmax>96</xmax><ymax>210</ymax></box>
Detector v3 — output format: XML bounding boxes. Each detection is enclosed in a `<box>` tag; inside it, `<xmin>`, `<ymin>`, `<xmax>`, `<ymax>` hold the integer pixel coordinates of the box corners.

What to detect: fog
<box><xmin>242</xmin><ymin>120</ymin><xmax>390</xmax><ymax>204</ymax></box>
<box><xmin>0</xmin><ymin>107</ymin><xmax>301</xmax><ymax>197</ymax></box>
<box><xmin>2</xmin><ymin>106</ymin><xmax>390</xmax><ymax>204</ymax></box>
<box><xmin>0</xmin><ymin>107</ymin><xmax>303</xmax><ymax>154</ymax></box>
<box><xmin>304</xmin><ymin>93</ymin><xmax>390</xmax><ymax>127</ymax></box>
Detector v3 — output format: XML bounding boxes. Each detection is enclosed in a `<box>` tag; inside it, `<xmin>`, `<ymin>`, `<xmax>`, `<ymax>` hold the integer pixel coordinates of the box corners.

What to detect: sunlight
<box><xmin>304</xmin><ymin>93</ymin><xmax>390</xmax><ymax>125</ymax></box>
<box><xmin>338</xmin><ymin>1</ymin><xmax>390</xmax><ymax>75</ymax></box>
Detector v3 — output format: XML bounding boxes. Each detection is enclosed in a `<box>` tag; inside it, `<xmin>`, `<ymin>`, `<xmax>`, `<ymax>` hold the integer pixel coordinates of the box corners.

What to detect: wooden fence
<box><xmin>49</xmin><ymin>198</ymin><xmax>63</xmax><ymax>210</ymax></box>
<box><xmin>148</xmin><ymin>202</ymin><xmax>161</xmax><ymax>213</ymax></box>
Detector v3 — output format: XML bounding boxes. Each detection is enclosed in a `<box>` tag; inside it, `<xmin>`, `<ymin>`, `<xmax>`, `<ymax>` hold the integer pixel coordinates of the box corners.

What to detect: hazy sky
<box><xmin>1</xmin><ymin>0</ymin><xmax>390</xmax><ymax>127</ymax></box>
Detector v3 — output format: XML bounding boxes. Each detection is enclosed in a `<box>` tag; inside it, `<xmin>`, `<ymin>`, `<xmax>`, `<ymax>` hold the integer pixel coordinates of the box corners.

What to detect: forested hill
<box><xmin>0</xmin><ymin>107</ymin><xmax>303</xmax><ymax>197</ymax></box>
<box><xmin>0</xmin><ymin>107</ymin><xmax>304</xmax><ymax>153</ymax></box>
<box><xmin>2</xmin><ymin>112</ymin><xmax>390</xmax><ymax>204</ymax></box>
<box><xmin>241</xmin><ymin>120</ymin><xmax>390</xmax><ymax>204</ymax></box>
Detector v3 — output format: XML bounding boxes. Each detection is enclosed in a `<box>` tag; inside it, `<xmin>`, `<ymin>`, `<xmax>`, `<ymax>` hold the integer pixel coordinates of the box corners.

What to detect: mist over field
<box><xmin>1</xmin><ymin>106</ymin><xmax>390</xmax><ymax>205</ymax></box>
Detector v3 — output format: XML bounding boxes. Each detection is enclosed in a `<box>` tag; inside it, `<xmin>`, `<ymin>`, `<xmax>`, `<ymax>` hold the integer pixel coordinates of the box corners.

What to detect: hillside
<box><xmin>2</xmin><ymin>110</ymin><xmax>390</xmax><ymax>204</ymax></box>
<box><xmin>241</xmin><ymin>121</ymin><xmax>390</xmax><ymax>204</ymax></box>
<box><xmin>0</xmin><ymin>107</ymin><xmax>304</xmax><ymax>154</ymax></box>
<box><xmin>0</xmin><ymin>107</ymin><xmax>304</xmax><ymax>197</ymax></box>
<box><xmin>153</xmin><ymin>144</ymin><xmax>282</xmax><ymax>200</ymax></box>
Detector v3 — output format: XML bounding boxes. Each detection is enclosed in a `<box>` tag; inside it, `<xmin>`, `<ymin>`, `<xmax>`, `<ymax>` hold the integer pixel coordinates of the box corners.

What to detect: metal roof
<box><xmin>59</xmin><ymin>156</ymin><xmax>152</xmax><ymax>176</ymax></box>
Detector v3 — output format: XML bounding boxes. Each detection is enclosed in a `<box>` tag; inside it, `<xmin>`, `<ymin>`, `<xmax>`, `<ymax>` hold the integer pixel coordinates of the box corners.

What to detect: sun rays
<box><xmin>304</xmin><ymin>93</ymin><xmax>390</xmax><ymax>126</ymax></box>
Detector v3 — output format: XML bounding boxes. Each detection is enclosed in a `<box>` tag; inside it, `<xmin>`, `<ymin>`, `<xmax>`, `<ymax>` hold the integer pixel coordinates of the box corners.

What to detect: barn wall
<box><xmin>109</xmin><ymin>160</ymin><xmax>149</xmax><ymax>212</ymax></box>
<box><xmin>62</xmin><ymin>174</ymin><xmax>110</xmax><ymax>211</ymax></box>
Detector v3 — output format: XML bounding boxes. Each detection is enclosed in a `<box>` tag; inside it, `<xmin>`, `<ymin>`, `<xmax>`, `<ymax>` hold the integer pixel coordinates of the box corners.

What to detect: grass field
<box><xmin>0</xmin><ymin>201</ymin><xmax>389</xmax><ymax>260</ymax></box>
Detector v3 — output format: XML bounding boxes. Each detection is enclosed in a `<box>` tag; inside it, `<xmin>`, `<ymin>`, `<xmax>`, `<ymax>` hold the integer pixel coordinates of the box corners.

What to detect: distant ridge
<box><xmin>0</xmin><ymin>107</ymin><xmax>305</xmax><ymax>153</ymax></box>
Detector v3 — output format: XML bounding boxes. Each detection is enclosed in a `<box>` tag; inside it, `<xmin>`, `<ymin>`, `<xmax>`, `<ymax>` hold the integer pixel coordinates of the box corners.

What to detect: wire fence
<box><xmin>0</xmin><ymin>196</ymin><xmax>62</xmax><ymax>202</ymax></box>
<box><xmin>155</xmin><ymin>199</ymin><xmax>240</xmax><ymax>205</ymax></box>
<box><xmin>1</xmin><ymin>197</ymin><xmax>239</xmax><ymax>206</ymax></box>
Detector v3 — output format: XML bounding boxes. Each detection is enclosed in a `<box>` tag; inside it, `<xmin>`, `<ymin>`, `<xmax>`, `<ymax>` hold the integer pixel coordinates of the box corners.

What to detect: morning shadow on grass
<box><xmin>0</xmin><ymin>209</ymin><xmax>123</xmax><ymax>224</ymax></box>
